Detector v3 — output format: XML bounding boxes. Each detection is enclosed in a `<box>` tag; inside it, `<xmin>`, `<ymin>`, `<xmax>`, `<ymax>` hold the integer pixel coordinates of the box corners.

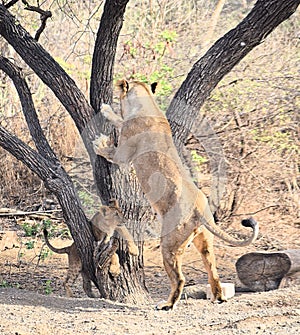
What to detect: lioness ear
<box><xmin>151</xmin><ymin>82</ymin><xmax>158</xmax><ymax>94</ymax></box>
<box><xmin>117</xmin><ymin>79</ymin><xmax>129</xmax><ymax>95</ymax></box>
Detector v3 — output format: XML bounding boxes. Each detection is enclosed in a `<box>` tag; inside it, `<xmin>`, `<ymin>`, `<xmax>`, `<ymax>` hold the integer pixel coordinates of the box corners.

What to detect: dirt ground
<box><xmin>0</xmin><ymin>217</ymin><xmax>300</xmax><ymax>335</ymax></box>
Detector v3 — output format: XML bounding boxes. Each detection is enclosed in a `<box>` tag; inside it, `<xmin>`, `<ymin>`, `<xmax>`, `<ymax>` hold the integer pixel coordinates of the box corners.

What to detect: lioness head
<box><xmin>117</xmin><ymin>80</ymin><xmax>157</xmax><ymax>97</ymax></box>
<box><xmin>117</xmin><ymin>80</ymin><xmax>158</xmax><ymax>119</ymax></box>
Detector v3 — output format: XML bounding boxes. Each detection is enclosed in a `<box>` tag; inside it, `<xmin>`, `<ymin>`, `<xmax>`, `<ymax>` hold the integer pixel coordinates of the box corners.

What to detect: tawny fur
<box><xmin>93</xmin><ymin>80</ymin><xmax>258</xmax><ymax>310</ymax></box>
<box><xmin>43</xmin><ymin>202</ymin><xmax>138</xmax><ymax>298</ymax></box>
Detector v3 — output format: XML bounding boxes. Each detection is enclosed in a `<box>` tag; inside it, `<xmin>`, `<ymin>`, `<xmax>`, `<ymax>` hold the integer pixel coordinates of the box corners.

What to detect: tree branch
<box><xmin>0</xmin><ymin>3</ymin><xmax>121</xmax><ymax>291</ymax></box>
<box><xmin>0</xmin><ymin>125</ymin><xmax>58</xmax><ymax>181</ymax></box>
<box><xmin>167</xmin><ymin>0</ymin><xmax>300</xmax><ymax>147</ymax></box>
<box><xmin>90</xmin><ymin>0</ymin><xmax>130</xmax><ymax>109</ymax></box>
<box><xmin>0</xmin><ymin>4</ymin><xmax>96</xmax><ymax>139</ymax></box>
<box><xmin>90</xmin><ymin>0</ymin><xmax>130</xmax><ymax>204</ymax></box>
<box><xmin>4</xmin><ymin>1</ymin><xmax>52</xmax><ymax>40</ymax></box>
<box><xmin>0</xmin><ymin>124</ymin><xmax>97</xmax><ymax>286</ymax></box>
<box><xmin>4</xmin><ymin>0</ymin><xmax>19</xmax><ymax>9</ymax></box>
<box><xmin>0</xmin><ymin>56</ymin><xmax>58</xmax><ymax>163</ymax></box>
<box><xmin>164</xmin><ymin>0</ymin><xmax>300</xmax><ymax>216</ymax></box>
<box><xmin>24</xmin><ymin>4</ymin><xmax>52</xmax><ymax>41</ymax></box>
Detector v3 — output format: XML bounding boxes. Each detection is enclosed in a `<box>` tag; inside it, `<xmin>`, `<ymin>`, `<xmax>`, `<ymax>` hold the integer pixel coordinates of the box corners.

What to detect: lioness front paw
<box><xmin>101</xmin><ymin>103</ymin><xmax>113</xmax><ymax>116</ymax></box>
<box><xmin>155</xmin><ymin>301</ymin><xmax>174</xmax><ymax>311</ymax></box>
<box><xmin>101</xmin><ymin>104</ymin><xmax>123</xmax><ymax>127</ymax></box>
<box><xmin>93</xmin><ymin>134</ymin><xmax>112</xmax><ymax>156</ymax></box>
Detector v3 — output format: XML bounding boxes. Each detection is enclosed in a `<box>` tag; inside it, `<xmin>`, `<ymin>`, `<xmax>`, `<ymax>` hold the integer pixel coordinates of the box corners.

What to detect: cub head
<box><xmin>91</xmin><ymin>199</ymin><xmax>124</xmax><ymax>237</ymax></box>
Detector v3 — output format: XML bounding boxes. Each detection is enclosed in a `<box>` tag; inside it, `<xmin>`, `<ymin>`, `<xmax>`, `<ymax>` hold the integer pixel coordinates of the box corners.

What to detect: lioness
<box><xmin>43</xmin><ymin>201</ymin><xmax>139</xmax><ymax>298</ymax></box>
<box><xmin>93</xmin><ymin>80</ymin><xmax>259</xmax><ymax>310</ymax></box>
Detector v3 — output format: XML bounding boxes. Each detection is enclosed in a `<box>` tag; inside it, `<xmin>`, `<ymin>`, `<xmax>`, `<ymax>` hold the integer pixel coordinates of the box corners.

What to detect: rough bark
<box><xmin>90</xmin><ymin>0</ymin><xmax>151</xmax><ymax>302</ymax></box>
<box><xmin>236</xmin><ymin>250</ymin><xmax>300</xmax><ymax>291</ymax></box>
<box><xmin>90</xmin><ymin>0</ymin><xmax>129</xmax><ymax>107</ymax></box>
<box><xmin>90</xmin><ymin>0</ymin><xmax>130</xmax><ymax>204</ymax></box>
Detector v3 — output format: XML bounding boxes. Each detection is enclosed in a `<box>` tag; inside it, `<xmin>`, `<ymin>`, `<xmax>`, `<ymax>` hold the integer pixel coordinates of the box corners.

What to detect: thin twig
<box><xmin>232</xmin><ymin>204</ymin><xmax>280</xmax><ymax>217</ymax></box>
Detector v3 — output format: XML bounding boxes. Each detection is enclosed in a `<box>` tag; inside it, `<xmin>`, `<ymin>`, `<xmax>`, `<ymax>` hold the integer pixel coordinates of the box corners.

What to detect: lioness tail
<box><xmin>200</xmin><ymin>215</ymin><xmax>259</xmax><ymax>247</ymax></box>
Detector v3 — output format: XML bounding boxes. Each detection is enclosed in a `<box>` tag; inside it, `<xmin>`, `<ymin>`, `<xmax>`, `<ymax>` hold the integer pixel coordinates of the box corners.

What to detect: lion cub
<box><xmin>43</xmin><ymin>201</ymin><xmax>138</xmax><ymax>298</ymax></box>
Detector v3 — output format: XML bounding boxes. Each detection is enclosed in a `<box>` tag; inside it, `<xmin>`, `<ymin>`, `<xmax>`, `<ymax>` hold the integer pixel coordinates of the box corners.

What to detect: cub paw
<box><xmin>109</xmin><ymin>253</ymin><xmax>121</xmax><ymax>276</ymax></box>
<box><xmin>109</xmin><ymin>262</ymin><xmax>121</xmax><ymax>277</ymax></box>
<box><xmin>128</xmin><ymin>242</ymin><xmax>139</xmax><ymax>256</ymax></box>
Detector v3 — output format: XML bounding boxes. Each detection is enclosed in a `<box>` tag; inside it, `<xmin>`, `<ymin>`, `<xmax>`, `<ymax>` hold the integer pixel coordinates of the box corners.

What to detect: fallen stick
<box><xmin>0</xmin><ymin>208</ymin><xmax>62</xmax><ymax>217</ymax></box>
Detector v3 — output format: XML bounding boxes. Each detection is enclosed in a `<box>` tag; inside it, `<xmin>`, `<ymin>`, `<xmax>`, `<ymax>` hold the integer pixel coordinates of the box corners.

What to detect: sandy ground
<box><xmin>0</xmin><ymin>285</ymin><xmax>299</xmax><ymax>335</ymax></box>
<box><xmin>0</xmin><ymin>219</ymin><xmax>300</xmax><ymax>335</ymax></box>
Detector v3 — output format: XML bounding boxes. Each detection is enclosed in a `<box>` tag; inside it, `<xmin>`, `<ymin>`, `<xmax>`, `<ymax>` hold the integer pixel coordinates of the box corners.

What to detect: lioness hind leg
<box><xmin>193</xmin><ymin>231</ymin><xmax>226</xmax><ymax>302</ymax></box>
<box><xmin>156</xmin><ymin>248</ymin><xmax>185</xmax><ymax>311</ymax></box>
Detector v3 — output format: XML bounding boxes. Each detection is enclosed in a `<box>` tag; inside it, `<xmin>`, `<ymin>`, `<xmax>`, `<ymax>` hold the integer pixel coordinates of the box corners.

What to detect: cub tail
<box><xmin>43</xmin><ymin>228</ymin><xmax>71</xmax><ymax>254</ymax></box>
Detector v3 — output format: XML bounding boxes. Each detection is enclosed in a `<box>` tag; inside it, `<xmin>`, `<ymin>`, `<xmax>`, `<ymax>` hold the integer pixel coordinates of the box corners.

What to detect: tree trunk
<box><xmin>0</xmin><ymin>2</ymin><xmax>150</xmax><ymax>304</ymax></box>
<box><xmin>0</xmin><ymin>5</ymin><xmax>101</xmax><ymax>290</ymax></box>
<box><xmin>236</xmin><ymin>250</ymin><xmax>300</xmax><ymax>291</ymax></box>
<box><xmin>90</xmin><ymin>0</ymin><xmax>151</xmax><ymax>303</ymax></box>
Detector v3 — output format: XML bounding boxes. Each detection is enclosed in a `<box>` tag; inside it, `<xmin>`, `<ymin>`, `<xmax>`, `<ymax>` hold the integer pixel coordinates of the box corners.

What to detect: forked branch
<box><xmin>4</xmin><ymin>0</ymin><xmax>52</xmax><ymax>41</ymax></box>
